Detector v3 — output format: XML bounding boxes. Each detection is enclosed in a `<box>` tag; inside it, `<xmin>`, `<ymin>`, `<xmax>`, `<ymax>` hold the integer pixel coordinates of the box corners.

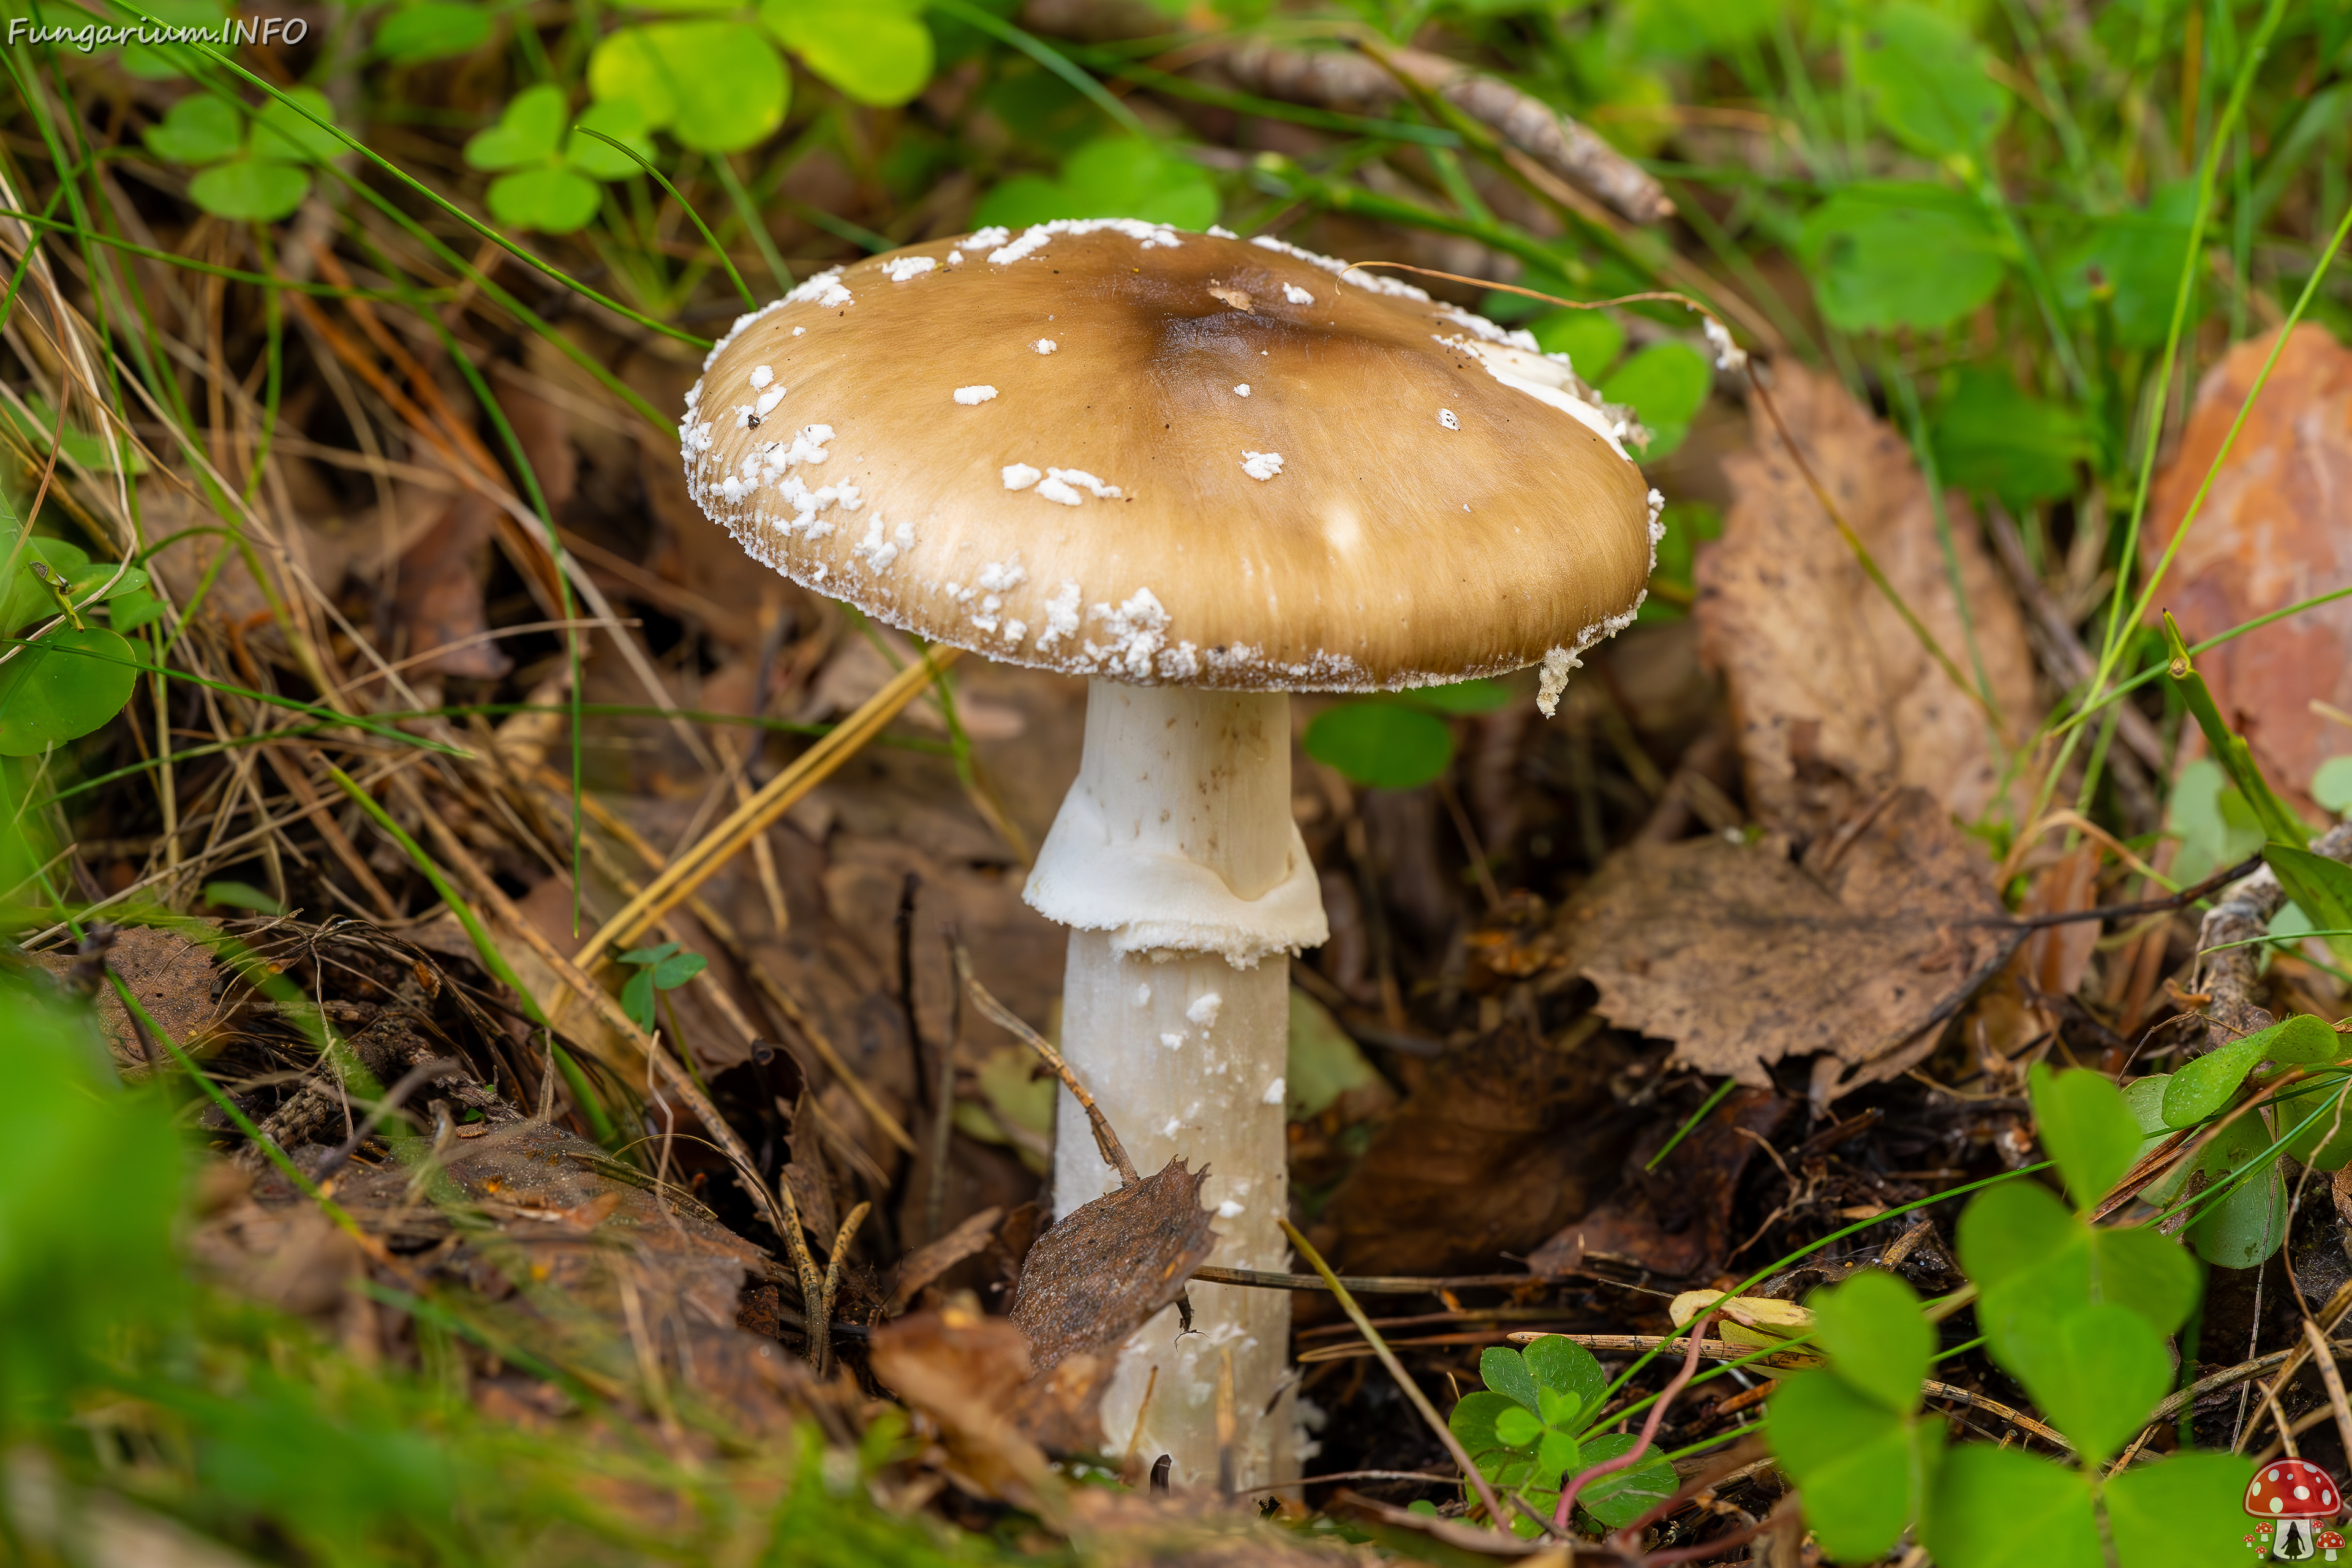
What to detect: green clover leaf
<box><xmin>119</xmin><ymin>0</ymin><xmax>227</xmax><ymax>78</ymax></box>
<box><xmin>1492</xmin><ymin>1404</ymin><xmax>1543</xmax><ymax>1447</ymax></box>
<box><xmin>466</xmin><ymin>83</ymin><xmax>570</xmax><ymax>171</ymax></box>
<box><xmin>759</xmin><ymin>0</ymin><xmax>932</xmax><ymax>108</ymax></box>
<box><xmin>187</xmin><ymin>159</ymin><xmax>311</xmax><ymax>222</ymax></box>
<box><xmin>1601</xmin><ymin>341</ymin><xmax>1711</xmax><ymax>460</ymax></box>
<box><xmin>1303</xmin><ymin>702</ymin><xmax>1453</xmax><ymax>790</ymax></box>
<box><xmin>249</xmin><ymin>88</ymin><xmax>342</xmax><ymax>165</ymax></box>
<box><xmin>487</xmin><ymin>168</ymin><xmax>603</xmax><ymax>233</ymax></box>
<box><xmin>565</xmin><ymin>99</ymin><xmax>655</xmax><ymax>179</ymax></box>
<box><xmin>1851</xmin><ymin>2</ymin><xmax>2010</xmax><ymax>160</ymax></box>
<box><xmin>1800</xmin><ymin>183</ymin><xmax>2005</xmax><ymax>333</ymax></box>
<box><xmin>0</xmin><ymin>626</ymin><xmax>140</xmax><ymax>756</ymax></box>
<box><xmin>589</xmin><ymin>21</ymin><xmax>788</xmax><ymax>153</ymax></box>
<box><xmin>145</xmin><ymin>94</ymin><xmax>242</xmax><ymax>165</ymax></box>
<box><xmin>617</xmin><ymin>941</ymin><xmax>706</xmax><ymax>1031</ymax></box>
<box><xmin>377</xmin><ymin>1</ymin><xmax>494</xmax><ymax>66</ymax></box>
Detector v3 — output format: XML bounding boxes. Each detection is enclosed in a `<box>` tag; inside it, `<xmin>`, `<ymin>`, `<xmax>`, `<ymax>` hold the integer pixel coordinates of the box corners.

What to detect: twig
<box><xmin>925</xmin><ymin>922</ymin><xmax>957</xmax><ymax>1245</ymax></box>
<box><xmin>1217</xmin><ymin>36</ymin><xmax>1671</xmax><ymax>224</ymax></box>
<box><xmin>1194</xmin><ymin>1265</ymin><xmax>1579</xmax><ymax>1294</ymax></box>
<box><xmin>1281</xmin><ymin>1217</ymin><xmax>1512</xmax><ymax>1536</ymax></box>
<box><xmin>2219</xmin><ymin>1278</ymin><xmax>2352</xmax><ymax>1447</ymax></box>
<box><xmin>951</xmin><ymin>930</ymin><xmax>1136</xmax><ymax>1188</ymax></box>
<box><xmin>1999</xmin><ymin>851</ymin><xmax>2266</xmax><ymax>929</ymax></box>
<box><xmin>1233</xmin><ymin>1469</ymin><xmax>1464</xmax><ymax>1496</ymax></box>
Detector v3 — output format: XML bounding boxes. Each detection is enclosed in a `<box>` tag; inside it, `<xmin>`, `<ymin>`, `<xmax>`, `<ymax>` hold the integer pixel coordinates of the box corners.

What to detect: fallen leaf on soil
<box><xmin>1528</xmin><ymin>1090</ymin><xmax>1795</xmax><ymax>1280</ymax></box>
<box><xmin>1009</xmin><ymin>1158</ymin><xmax>1215</xmax><ymax>1374</ymax></box>
<box><xmin>2144</xmin><ymin>323</ymin><xmax>2352</xmax><ymax>812</ymax></box>
<box><xmin>1696</xmin><ymin>362</ymin><xmax>2039</xmax><ymax>839</ymax></box>
<box><xmin>867</xmin><ymin>1305</ymin><xmax>1057</xmax><ymax>1502</ymax></box>
<box><xmin>889</xmin><ymin>1205</ymin><xmax>1005</xmax><ymax>1315</ymax></box>
<box><xmin>393</xmin><ymin>491</ymin><xmax>511</xmax><ymax>681</ymax></box>
<box><xmin>1544</xmin><ymin>787</ymin><xmax>2009</xmax><ymax>1095</ymax></box>
<box><xmin>1318</xmin><ymin>1020</ymin><xmax>1641</xmax><ymax>1278</ymax></box>
<box><xmin>36</xmin><ymin>924</ymin><xmax>228</xmax><ymax>1068</ymax></box>
<box><xmin>210</xmin><ymin>1120</ymin><xmax>804</xmax><ymax>1434</ymax></box>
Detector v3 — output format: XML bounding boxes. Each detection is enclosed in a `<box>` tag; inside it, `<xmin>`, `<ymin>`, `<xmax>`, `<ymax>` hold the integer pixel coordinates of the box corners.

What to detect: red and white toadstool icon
<box><xmin>2246</xmin><ymin>1459</ymin><xmax>2341</xmax><ymax>1560</ymax></box>
<box><xmin>2320</xmin><ymin>1529</ymin><xmax>2345</xmax><ymax>1562</ymax></box>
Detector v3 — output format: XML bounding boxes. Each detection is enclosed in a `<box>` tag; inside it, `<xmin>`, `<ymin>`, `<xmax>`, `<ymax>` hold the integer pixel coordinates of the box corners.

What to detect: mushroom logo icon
<box><xmin>2246</xmin><ymin>1459</ymin><xmax>2342</xmax><ymax>1559</ymax></box>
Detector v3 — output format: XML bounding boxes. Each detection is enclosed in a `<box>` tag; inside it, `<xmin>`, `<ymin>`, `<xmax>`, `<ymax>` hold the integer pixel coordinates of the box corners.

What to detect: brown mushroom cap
<box><xmin>682</xmin><ymin>219</ymin><xmax>1657</xmax><ymax>691</ymax></box>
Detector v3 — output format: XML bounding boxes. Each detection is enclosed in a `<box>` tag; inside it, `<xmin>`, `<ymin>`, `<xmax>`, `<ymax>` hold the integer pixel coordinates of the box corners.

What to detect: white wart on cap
<box><xmin>682</xmin><ymin>219</ymin><xmax>1660</xmax><ymax>693</ymax></box>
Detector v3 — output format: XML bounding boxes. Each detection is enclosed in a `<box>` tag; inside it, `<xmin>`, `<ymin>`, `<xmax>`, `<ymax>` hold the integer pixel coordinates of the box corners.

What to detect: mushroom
<box><xmin>2247</xmin><ymin>1459</ymin><xmax>2340</xmax><ymax>1559</ymax></box>
<box><xmin>2321</xmin><ymin>1528</ymin><xmax>2345</xmax><ymax>1561</ymax></box>
<box><xmin>680</xmin><ymin>218</ymin><xmax>1658</xmax><ymax>1485</ymax></box>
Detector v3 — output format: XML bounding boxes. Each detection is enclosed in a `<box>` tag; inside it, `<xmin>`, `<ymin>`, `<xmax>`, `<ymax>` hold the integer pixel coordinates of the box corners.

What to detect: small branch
<box><xmin>1282</xmin><ymin>1217</ymin><xmax>1513</xmax><ymax>1536</ymax></box>
<box><xmin>1233</xmin><ymin>1469</ymin><xmax>1463</xmax><ymax>1496</ymax></box>
<box><xmin>1218</xmin><ymin>37</ymin><xmax>1671</xmax><ymax>224</ymax></box>
<box><xmin>950</xmin><ymin>930</ymin><xmax>1136</xmax><ymax>1188</ymax></box>
<box><xmin>1999</xmin><ymin>851</ymin><xmax>2265</xmax><ymax>930</ymax></box>
<box><xmin>1193</xmin><ymin>1265</ymin><xmax>1578</xmax><ymax>1294</ymax></box>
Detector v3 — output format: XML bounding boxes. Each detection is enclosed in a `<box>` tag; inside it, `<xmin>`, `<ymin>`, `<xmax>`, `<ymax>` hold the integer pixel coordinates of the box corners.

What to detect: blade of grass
<box><xmin>1280</xmin><ymin>1216</ymin><xmax>1511</xmax><ymax>1532</ymax></box>
<box><xmin>1646</xmin><ymin>1077</ymin><xmax>1740</xmax><ymax>1171</ymax></box>
<box><xmin>704</xmin><ymin>154</ymin><xmax>788</xmax><ymax>301</ymax></box>
<box><xmin>0</xmin><ymin>635</ymin><xmax>468</xmax><ymax>755</ymax></box>
<box><xmin>0</xmin><ymin>209</ymin><xmax>440</xmax><ymax>300</ymax></box>
<box><xmin>929</xmin><ymin>0</ymin><xmax>1151</xmax><ymax>139</ymax></box>
<box><xmin>322</xmin><ymin>762</ymin><xmax>624</xmax><ymax>1150</ymax></box>
<box><xmin>573</xmin><ymin>129</ymin><xmax>758</xmax><ymax>312</ymax></box>
<box><xmin>435</xmin><ymin>327</ymin><xmax>587</xmax><ymax>933</ymax></box>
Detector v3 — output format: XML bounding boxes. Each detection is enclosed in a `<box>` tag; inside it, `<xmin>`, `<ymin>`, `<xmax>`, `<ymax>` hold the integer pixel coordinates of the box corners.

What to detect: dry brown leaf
<box><xmin>889</xmin><ymin>1205</ymin><xmax>1006</xmax><ymax>1315</ymax></box>
<box><xmin>1551</xmin><ymin>787</ymin><xmax>2008</xmax><ymax>1095</ymax></box>
<box><xmin>1009</xmin><ymin>1158</ymin><xmax>1215</xmax><ymax>1375</ymax></box>
<box><xmin>36</xmin><ymin>925</ymin><xmax>228</xmax><ymax>1068</ymax></box>
<box><xmin>393</xmin><ymin>491</ymin><xmax>510</xmax><ymax>681</ymax></box>
<box><xmin>1317</xmin><ymin>1020</ymin><xmax>1640</xmax><ymax>1278</ymax></box>
<box><xmin>867</xmin><ymin>1305</ymin><xmax>1057</xmax><ymax>1502</ymax></box>
<box><xmin>1528</xmin><ymin>1088</ymin><xmax>1795</xmax><ymax>1280</ymax></box>
<box><xmin>2144</xmin><ymin>323</ymin><xmax>2352</xmax><ymax>811</ymax></box>
<box><xmin>1697</xmin><ymin>362</ymin><xmax>2039</xmax><ymax>838</ymax></box>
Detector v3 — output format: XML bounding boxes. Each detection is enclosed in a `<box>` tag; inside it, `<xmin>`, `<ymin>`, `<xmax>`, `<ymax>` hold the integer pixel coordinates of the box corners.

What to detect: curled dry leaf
<box><xmin>1697</xmin><ymin>362</ymin><xmax>2038</xmax><ymax>839</ymax></box>
<box><xmin>888</xmin><ymin>1204</ymin><xmax>1005</xmax><ymax>1316</ymax></box>
<box><xmin>1546</xmin><ymin>788</ymin><xmax>2009</xmax><ymax>1096</ymax></box>
<box><xmin>867</xmin><ymin>1305</ymin><xmax>1056</xmax><ymax>1504</ymax></box>
<box><xmin>2144</xmin><ymin>323</ymin><xmax>2352</xmax><ymax>811</ymax></box>
<box><xmin>1008</xmin><ymin>1157</ymin><xmax>1215</xmax><ymax>1374</ymax></box>
<box><xmin>393</xmin><ymin>491</ymin><xmax>512</xmax><ymax>681</ymax></box>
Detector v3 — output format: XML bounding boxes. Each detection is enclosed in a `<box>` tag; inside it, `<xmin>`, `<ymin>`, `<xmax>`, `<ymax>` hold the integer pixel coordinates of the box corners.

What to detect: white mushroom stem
<box><xmin>1025</xmin><ymin>680</ymin><xmax>1327</xmax><ymax>1490</ymax></box>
